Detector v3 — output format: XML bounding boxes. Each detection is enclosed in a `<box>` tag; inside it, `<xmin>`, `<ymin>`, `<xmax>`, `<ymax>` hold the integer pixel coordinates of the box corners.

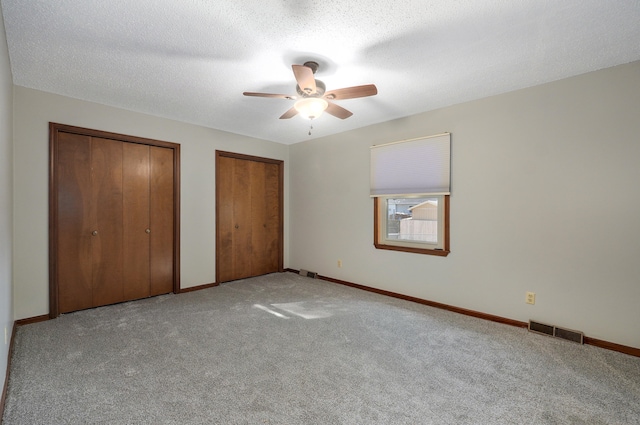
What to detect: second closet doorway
<box><xmin>215</xmin><ymin>151</ymin><xmax>283</xmax><ymax>283</ymax></box>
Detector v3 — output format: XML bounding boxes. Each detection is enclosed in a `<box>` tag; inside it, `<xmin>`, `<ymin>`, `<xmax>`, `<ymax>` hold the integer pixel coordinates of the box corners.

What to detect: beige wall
<box><xmin>8</xmin><ymin>56</ymin><xmax>640</xmax><ymax>349</ymax></box>
<box><xmin>12</xmin><ymin>87</ymin><xmax>289</xmax><ymax>320</ymax></box>
<box><xmin>289</xmin><ymin>61</ymin><xmax>640</xmax><ymax>349</ymax></box>
<box><xmin>0</xmin><ymin>5</ymin><xmax>14</xmax><ymax>393</ymax></box>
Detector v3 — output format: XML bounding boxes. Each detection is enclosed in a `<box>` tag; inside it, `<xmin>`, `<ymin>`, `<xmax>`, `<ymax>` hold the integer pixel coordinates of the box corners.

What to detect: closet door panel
<box><xmin>217</xmin><ymin>155</ymin><xmax>253</xmax><ymax>282</ymax></box>
<box><xmin>91</xmin><ymin>138</ymin><xmax>124</xmax><ymax>306</ymax></box>
<box><xmin>57</xmin><ymin>132</ymin><xmax>94</xmax><ymax>314</ymax></box>
<box><xmin>250</xmin><ymin>161</ymin><xmax>280</xmax><ymax>276</ymax></box>
<box><xmin>149</xmin><ymin>146</ymin><xmax>175</xmax><ymax>296</ymax></box>
<box><xmin>217</xmin><ymin>156</ymin><xmax>235</xmax><ymax>282</ymax></box>
<box><xmin>123</xmin><ymin>143</ymin><xmax>151</xmax><ymax>300</ymax></box>
<box><xmin>263</xmin><ymin>161</ymin><xmax>281</xmax><ymax>272</ymax></box>
<box><xmin>250</xmin><ymin>161</ymin><xmax>268</xmax><ymax>275</ymax></box>
<box><xmin>233</xmin><ymin>159</ymin><xmax>253</xmax><ymax>280</ymax></box>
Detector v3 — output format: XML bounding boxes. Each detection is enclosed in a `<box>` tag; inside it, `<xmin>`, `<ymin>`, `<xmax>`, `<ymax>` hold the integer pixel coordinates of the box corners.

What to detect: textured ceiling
<box><xmin>2</xmin><ymin>0</ymin><xmax>640</xmax><ymax>145</ymax></box>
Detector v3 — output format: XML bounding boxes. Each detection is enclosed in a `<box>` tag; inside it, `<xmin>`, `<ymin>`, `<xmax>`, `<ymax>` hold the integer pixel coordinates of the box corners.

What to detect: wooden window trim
<box><xmin>373</xmin><ymin>196</ymin><xmax>450</xmax><ymax>257</ymax></box>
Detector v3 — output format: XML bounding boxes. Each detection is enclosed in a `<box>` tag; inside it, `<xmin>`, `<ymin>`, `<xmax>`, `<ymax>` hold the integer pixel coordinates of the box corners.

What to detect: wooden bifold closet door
<box><xmin>216</xmin><ymin>151</ymin><xmax>283</xmax><ymax>283</ymax></box>
<box><xmin>50</xmin><ymin>123</ymin><xmax>180</xmax><ymax>317</ymax></box>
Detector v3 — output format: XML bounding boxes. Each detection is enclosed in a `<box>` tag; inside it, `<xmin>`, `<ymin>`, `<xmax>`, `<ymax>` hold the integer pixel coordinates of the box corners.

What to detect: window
<box><xmin>370</xmin><ymin>133</ymin><xmax>450</xmax><ymax>256</ymax></box>
<box><xmin>374</xmin><ymin>195</ymin><xmax>449</xmax><ymax>255</ymax></box>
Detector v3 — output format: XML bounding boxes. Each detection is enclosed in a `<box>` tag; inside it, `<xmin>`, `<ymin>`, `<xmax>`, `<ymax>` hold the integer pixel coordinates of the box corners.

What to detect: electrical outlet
<box><xmin>525</xmin><ymin>292</ymin><xmax>536</xmax><ymax>305</ymax></box>
<box><xmin>337</xmin><ymin>260</ymin><xmax>342</xmax><ymax>268</ymax></box>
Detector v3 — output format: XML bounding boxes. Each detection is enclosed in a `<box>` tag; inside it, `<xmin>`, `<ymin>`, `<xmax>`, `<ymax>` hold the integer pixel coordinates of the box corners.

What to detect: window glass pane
<box><xmin>386</xmin><ymin>197</ymin><xmax>438</xmax><ymax>243</ymax></box>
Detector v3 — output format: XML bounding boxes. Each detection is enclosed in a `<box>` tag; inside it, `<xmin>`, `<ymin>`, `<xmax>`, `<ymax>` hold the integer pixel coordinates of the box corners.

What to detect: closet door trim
<box><xmin>49</xmin><ymin>122</ymin><xmax>181</xmax><ymax>318</ymax></box>
<box><xmin>215</xmin><ymin>150</ymin><xmax>284</xmax><ymax>282</ymax></box>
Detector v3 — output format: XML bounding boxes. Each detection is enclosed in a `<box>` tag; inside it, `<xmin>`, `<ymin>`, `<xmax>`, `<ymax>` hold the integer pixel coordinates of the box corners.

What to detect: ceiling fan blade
<box><xmin>324</xmin><ymin>84</ymin><xmax>378</xmax><ymax>100</ymax></box>
<box><xmin>279</xmin><ymin>106</ymin><xmax>299</xmax><ymax>119</ymax></box>
<box><xmin>292</xmin><ymin>65</ymin><xmax>317</xmax><ymax>95</ymax></box>
<box><xmin>243</xmin><ymin>92</ymin><xmax>296</xmax><ymax>100</ymax></box>
<box><xmin>325</xmin><ymin>101</ymin><xmax>353</xmax><ymax>119</ymax></box>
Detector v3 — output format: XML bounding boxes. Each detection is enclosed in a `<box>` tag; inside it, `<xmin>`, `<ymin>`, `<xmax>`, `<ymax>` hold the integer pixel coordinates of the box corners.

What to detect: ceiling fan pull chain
<box><xmin>308</xmin><ymin>122</ymin><xmax>313</xmax><ymax>136</ymax></box>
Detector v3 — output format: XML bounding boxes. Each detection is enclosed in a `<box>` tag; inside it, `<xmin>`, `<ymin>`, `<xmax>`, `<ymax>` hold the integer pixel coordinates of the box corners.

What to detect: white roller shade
<box><xmin>370</xmin><ymin>133</ymin><xmax>450</xmax><ymax>197</ymax></box>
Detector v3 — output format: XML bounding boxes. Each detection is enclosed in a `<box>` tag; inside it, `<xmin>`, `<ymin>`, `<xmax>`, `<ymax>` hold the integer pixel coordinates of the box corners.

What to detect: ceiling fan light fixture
<box><xmin>294</xmin><ymin>97</ymin><xmax>328</xmax><ymax>120</ymax></box>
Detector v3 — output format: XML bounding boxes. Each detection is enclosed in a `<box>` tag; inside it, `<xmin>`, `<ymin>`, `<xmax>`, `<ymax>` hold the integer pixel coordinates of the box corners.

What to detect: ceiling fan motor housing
<box><xmin>297</xmin><ymin>79</ymin><xmax>326</xmax><ymax>98</ymax></box>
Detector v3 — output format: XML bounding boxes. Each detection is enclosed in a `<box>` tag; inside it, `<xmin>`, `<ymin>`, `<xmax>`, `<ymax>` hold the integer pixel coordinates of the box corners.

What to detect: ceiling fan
<box><xmin>243</xmin><ymin>61</ymin><xmax>377</xmax><ymax>121</ymax></box>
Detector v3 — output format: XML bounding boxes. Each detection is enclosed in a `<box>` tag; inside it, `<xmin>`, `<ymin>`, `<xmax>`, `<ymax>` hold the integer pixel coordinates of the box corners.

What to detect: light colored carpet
<box><xmin>3</xmin><ymin>272</ymin><xmax>640</xmax><ymax>424</ymax></box>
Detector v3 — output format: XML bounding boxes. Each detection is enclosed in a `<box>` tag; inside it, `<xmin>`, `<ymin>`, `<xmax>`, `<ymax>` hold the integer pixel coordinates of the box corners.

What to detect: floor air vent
<box><xmin>529</xmin><ymin>320</ymin><xmax>554</xmax><ymax>336</ymax></box>
<box><xmin>299</xmin><ymin>269</ymin><xmax>318</xmax><ymax>279</ymax></box>
<box><xmin>529</xmin><ymin>320</ymin><xmax>584</xmax><ymax>344</ymax></box>
<box><xmin>554</xmin><ymin>326</ymin><xmax>584</xmax><ymax>344</ymax></box>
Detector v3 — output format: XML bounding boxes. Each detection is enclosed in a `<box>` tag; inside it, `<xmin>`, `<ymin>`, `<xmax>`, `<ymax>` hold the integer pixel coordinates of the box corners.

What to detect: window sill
<box><xmin>374</xmin><ymin>243</ymin><xmax>450</xmax><ymax>257</ymax></box>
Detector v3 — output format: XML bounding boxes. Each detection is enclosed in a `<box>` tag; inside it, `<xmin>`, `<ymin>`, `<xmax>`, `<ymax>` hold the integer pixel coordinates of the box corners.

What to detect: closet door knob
<box><xmin>235</xmin><ymin>224</ymin><xmax>239</xmax><ymax>229</ymax></box>
<box><xmin>145</xmin><ymin>228</ymin><xmax>151</xmax><ymax>234</ymax></box>
<box><xmin>91</xmin><ymin>230</ymin><xmax>98</xmax><ymax>236</ymax></box>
